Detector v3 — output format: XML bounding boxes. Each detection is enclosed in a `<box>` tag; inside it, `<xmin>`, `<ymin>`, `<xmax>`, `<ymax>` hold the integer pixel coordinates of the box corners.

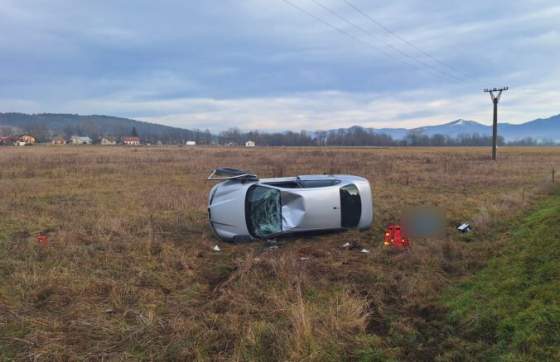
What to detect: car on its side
<box><xmin>207</xmin><ymin>168</ymin><xmax>373</xmax><ymax>242</ymax></box>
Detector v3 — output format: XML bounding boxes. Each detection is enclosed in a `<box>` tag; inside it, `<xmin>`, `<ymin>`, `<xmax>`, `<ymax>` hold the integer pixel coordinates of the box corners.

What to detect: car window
<box><xmin>263</xmin><ymin>181</ymin><xmax>300</xmax><ymax>188</ymax></box>
<box><xmin>245</xmin><ymin>185</ymin><xmax>282</xmax><ymax>238</ymax></box>
<box><xmin>298</xmin><ymin>179</ymin><xmax>339</xmax><ymax>188</ymax></box>
<box><xmin>340</xmin><ymin>184</ymin><xmax>361</xmax><ymax>228</ymax></box>
<box><xmin>263</xmin><ymin>179</ymin><xmax>339</xmax><ymax>188</ymax></box>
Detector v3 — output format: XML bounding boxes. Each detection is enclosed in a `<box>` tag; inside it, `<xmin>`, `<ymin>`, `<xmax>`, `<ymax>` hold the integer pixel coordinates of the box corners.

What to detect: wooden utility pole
<box><xmin>483</xmin><ymin>87</ymin><xmax>508</xmax><ymax>160</ymax></box>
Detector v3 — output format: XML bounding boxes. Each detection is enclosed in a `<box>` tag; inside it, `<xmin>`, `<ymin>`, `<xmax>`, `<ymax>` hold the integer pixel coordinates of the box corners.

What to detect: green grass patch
<box><xmin>443</xmin><ymin>192</ymin><xmax>560</xmax><ymax>361</ymax></box>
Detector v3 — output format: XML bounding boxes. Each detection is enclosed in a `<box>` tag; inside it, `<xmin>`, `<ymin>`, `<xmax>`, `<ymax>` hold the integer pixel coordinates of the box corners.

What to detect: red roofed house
<box><xmin>122</xmin><ymin>136</ymin><xmax>140</xmax><ymax>145</ymax></box>
<box><xmin>0</xmin><ymin>136</ymin><xmax>18</xmax><ymax>146</ymax></box>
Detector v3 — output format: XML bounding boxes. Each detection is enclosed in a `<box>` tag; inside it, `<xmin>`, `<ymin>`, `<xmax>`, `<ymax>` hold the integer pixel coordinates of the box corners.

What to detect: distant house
<box><xmin>51</xmin><ymin>137</ymin><xmax>66</xmax><ymax>145</ymax></box>
<box><xmin>100</xmin><ymin>137</ymin><xmax>117</xmax><ymax>145</ymax></box>
<box><xmin>0</xmin><ymin>136</ymin><xmax>17</xmax><ymax>146</ymax></box>
<box><xmin>122</xmin><ymin>136</ymin><xmax>140</xmax><ymax>145</ymax></box>
<box><xmin>245</xmin><ymin>140</ymin><xmax>256</xmax><ymax>148</ymax></box>
<box><xmin>16</xmin><ymin>135</ymin><xmax>36</xmax><ymax>146</ymax></box>
<box><xmin>71</xmin><ymin>136</ymin><xmax>92</xmax><ymax>145</ymax></box>
<box><xmin>186</xmin><ymin>140</ymin><xmax>196</xmax><ymax>146</ymax></box>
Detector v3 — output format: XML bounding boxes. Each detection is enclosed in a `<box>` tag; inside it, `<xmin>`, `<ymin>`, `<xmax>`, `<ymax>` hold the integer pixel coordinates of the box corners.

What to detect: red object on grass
<box><xmin>384</xmin><ymin>224</ymin><xmax>410</xmax><ymax>248</ymax></box>
<box><xmin>36</xmin><ymin>234</ymin><xmax>49</xmax><ymax>247</ymax></box>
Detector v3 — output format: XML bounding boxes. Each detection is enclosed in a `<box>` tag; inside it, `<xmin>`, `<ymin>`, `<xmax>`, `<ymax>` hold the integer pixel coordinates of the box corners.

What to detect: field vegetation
<box><xmin>443</xmin><ymin>193</ymin><xmax>560</xmax><ymax>361</ymax></box>
<box><xmin>0</xmin><ymin>146</ymin><xmax>559</xmax><ymax>360</ymax></box>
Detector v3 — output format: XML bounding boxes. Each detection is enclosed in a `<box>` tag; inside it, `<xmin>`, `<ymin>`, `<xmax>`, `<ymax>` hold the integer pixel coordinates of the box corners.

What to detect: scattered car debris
<box><xmin>212</xmin><ymin>245</ymin><xmax>221</xmax><ymax>252</ymax></box>
<box><xmin>384</xmin><ymin>224</ymin><xmax>410</xmax><ymax>249</ymax></box>
<box><xmin>340</xmin><ymin>241</ymin><xmax>364</xmax><ymax>251</ymax></box>
<box><xmin>457</xmin><ymin>223</ymin><xmax>472</xmax><ymax>233</ymax></box>
<box><xmin>36</xmin><ymin>234</ymin><xmax>49</xmax><ymax>247</ymax></box>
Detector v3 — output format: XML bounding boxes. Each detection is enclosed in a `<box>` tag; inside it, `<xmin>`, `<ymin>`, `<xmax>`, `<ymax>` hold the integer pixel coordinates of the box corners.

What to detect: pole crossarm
<box><xmin>484</xmin><ymin>87</ymin><xmax>508</xmax><ymax>102</ymax></box>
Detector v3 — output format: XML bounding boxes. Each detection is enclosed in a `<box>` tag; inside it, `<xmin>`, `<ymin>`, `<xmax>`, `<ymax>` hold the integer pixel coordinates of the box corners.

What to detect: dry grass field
<box><xmin>1</xmin><ymin>146</ymin><xmax>559</xmax><ymax>361</ymax></box>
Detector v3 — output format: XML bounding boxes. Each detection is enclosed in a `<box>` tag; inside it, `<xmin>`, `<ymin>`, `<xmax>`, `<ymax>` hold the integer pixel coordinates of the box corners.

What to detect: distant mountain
<box><xmin>368</xmin><ymin>114</ymin><xmax>560</xmax><ymax>142</ymax></box>
<box><xmin>0</xmin><ymin>113</ymin><xmax>209</xmax><ymax>143</ymax></box>
<box><xmin>500</xmin><ymin>114</ymin><xmax>560</xmax><ymax>142</ymax></box>
<box><xmin>414</xmin><ymin>119</ymin><xmax>490</xmax><ymax>138</ymax></box>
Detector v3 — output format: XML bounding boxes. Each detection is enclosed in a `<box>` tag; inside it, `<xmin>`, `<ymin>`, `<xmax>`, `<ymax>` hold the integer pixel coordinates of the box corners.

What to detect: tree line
<box><xmin>1</xmin><ymin>119</ymin><xmax>556</xmax><ymax>146</ymax></box>
<box><xmin>219</xmin><ymin>127</ymin><xmax>555</xmax><ymax>147</ymax></box>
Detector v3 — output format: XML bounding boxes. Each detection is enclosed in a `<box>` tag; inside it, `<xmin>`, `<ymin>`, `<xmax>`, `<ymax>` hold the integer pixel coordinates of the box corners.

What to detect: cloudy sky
<box><xmin>0</xmin><ymin>0</ymin><xmax>558</xmax><ymax>131</ymax></box>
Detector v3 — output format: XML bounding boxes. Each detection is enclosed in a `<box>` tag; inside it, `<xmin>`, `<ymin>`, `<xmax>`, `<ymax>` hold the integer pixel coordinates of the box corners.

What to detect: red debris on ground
<box><xmin>36</xmin><ymin>234</ymin><xmax>49</xmax><ymax>247</ymax></box>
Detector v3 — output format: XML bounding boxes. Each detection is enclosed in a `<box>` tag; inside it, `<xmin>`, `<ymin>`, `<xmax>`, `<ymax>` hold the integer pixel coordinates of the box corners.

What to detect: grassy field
<box><xmin>0</xmin><ymin>146</ymin><xmax>559</xmax><ymax>361</ymax></box>
<box><xmin>443</xmin><ymin>192</ymin><xmax>560</xmax><ymax>361</ymax></box>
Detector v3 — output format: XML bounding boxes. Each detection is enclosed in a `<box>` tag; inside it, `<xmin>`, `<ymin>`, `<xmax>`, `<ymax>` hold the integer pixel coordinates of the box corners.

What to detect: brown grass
<box><xmin>0</xmin><ymin>146</ymin><xmax>559</xmax><ymax>361</ymax></box>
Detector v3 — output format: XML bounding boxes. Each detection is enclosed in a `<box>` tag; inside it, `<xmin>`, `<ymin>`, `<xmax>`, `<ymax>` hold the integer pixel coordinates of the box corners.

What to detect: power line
<box><xmin>279</xmin><ymin>0</ymin><xmax>421</xmax><ymax>70</ymax></box>
<box><xmin>309</xmin><ymin>0</ymin><xmax>463</xmax><ymax>82</ymax></box>
<box><xmin>280</xmin><ymin>0</ymin><xmax>462</xmax><ymax>83</ymax></box>
<box><xmin>342</xmin><ymin>0</ymin><xmax>469</xmax><ymax>80</ymax></box>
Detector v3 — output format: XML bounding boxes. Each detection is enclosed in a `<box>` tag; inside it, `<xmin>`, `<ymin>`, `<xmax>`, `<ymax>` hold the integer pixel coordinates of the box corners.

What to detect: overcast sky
<box><xmin>0</xmin><ymin>0</ymin><xmax>558</xmax><ymax>131</ymax></box>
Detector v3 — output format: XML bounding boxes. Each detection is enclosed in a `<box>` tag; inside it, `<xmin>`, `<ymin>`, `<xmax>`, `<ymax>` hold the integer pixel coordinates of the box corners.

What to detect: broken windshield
<box><xmin>245</xmin><ymin>185</ymin><xmax>282</xmax><ymax>238</ymax></box>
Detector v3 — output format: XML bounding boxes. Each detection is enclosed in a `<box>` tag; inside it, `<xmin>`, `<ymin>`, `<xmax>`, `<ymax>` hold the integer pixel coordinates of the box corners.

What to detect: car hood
<box><xmin>208</xmin><ymin>181</ymin><xmax>253</xmax><ymax>241</ymax></box>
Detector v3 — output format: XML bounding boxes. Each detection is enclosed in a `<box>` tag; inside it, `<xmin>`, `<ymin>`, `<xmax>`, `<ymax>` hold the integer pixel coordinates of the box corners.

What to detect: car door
<box><xmin>282</xmin><ymin>175</ymin><xmax>342</xmax><ymax>231</ymax></box>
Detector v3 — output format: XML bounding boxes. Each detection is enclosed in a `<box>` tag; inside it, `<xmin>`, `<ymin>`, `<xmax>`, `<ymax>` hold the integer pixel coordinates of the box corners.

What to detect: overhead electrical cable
<box><xmin>342</xmin><ymin>0</ymin><xmax>469</xmax><ymax>80</ymax></box>
<box><xmin>309</xmin><ymin>0</ymin><xmax>464</xmax><ymax>82</ymax></box>
<box><xmin>279</xmin><ymin>0</ymin><xmax>416</xmax><ymax>68</ymax></box>
<box><xmin>280</xmin><ymin>0</ymin><xmax>462</xmax><ymax>83</ymax></box>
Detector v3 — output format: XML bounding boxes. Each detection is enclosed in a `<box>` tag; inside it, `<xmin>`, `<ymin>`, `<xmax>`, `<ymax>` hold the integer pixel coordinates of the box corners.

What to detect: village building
<box><xmin>51</xmin><ymin>137</ymin><xmax>66</xmax><ymax>145</ymax></box>
<box><xmin>245</xmin><ymin>140</ymin><xmax>256</xmax><ymax>147</ymax></box>
<box><xmin>100</xmin><ymin>137</ymin><xmax>117</xmax><ymax>145</ymax></box>
<box><xmin>0</xmin><ymin>136</ymin><xmax>18</xmax><ymax>146</ymax></box>
<box><xmin>16</xmin><ymin>135</ymin><xmax>36</xmax><ymax>146</ymax></box>
<box><xmin>70</xmin><ymin>136</ymin><xmax>92</xmax><ymax>145</ymax></box>
<box><xmin>122</xmin><ymin>136</ymin><xmax>141</xmax><ymax>145</ymax></box>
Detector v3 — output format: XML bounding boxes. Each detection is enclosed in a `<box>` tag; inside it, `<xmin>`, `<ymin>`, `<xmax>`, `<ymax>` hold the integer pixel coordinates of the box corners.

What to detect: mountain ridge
<box><xmin>358</xmin><ymin>113</ymin><xmax>560</xmax><ymax>142</ymax></box>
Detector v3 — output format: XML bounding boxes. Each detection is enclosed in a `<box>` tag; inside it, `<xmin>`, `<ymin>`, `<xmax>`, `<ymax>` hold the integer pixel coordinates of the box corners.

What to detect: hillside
<box><xmin>0</xmin><ymin>113</ymin><xmax>208</xmax><ymax>144</ymax></box>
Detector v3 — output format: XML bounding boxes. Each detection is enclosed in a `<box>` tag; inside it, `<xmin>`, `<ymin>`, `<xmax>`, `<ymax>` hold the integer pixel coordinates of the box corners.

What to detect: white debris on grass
<box><xmin>457</xmin><ymin>223</ymin><xmax>472</xmax><ymax>233</ymax></box>
<box><xmin>213</xmin><ymin>245</ymin><xmax>221</xmax><ymax>252</ymax></box>
<box><xmin>360</xmin><ymin>248</ymin><xmax>370</xmax><ymax>254</ymax></box>
<box><xmin>341</xmin><ymin>242</ymin><xmax>351</xmax><ymax>248</ymax></box>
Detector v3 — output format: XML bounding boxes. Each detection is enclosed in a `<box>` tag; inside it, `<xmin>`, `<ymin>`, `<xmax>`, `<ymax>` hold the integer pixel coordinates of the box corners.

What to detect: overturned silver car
<box><xmin>207</xmin><ymin>168</ymin><xmax>373</xmax><ymax>242</ymax></box>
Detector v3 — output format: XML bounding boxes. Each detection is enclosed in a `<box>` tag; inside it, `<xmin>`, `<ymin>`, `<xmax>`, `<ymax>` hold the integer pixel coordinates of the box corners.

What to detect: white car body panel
<box><xmin>208</xmin><ymin>173</ymin><xmax>373</xmax><ymax>242</ymax></box>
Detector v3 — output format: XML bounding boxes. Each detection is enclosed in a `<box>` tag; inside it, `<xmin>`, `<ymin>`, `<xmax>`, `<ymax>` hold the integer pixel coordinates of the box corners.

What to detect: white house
<box><xmin>71</xmin><ymin>136</ymin><xmax>92</xmax><ymax>145</ymax></box>
<box><xmin>186</xmin><ymin>140</ymin><xmax>196</xmax><ymax>146</ymax></box>
<box><xmin>245</xmin><ymin>140</ymin><xmax>256</xmax><ymax>147</ymax></box>
<box><xmin>100</xmin><ymin>137</ymin><xmax>117</xmax><ymax>145</ymax></box>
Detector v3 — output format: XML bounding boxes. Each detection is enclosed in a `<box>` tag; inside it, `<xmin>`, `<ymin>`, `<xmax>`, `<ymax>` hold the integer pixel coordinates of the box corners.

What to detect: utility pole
<box><xmin>483</xmin><ymin>87</ymin><xmax>508</xmax><ymax>160</ymax></box>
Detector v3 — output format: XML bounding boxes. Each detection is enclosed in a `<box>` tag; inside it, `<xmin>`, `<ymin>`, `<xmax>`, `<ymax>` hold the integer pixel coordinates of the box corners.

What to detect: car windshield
<box><xmin>340</xmin><ymin>184</ymin><xmax>361</xmax><ymax>228</ymax></box>
<box><xmin>246</xmin><ymin>185</ymin><xmax>282</xmax><ymax>238</ymax></box>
